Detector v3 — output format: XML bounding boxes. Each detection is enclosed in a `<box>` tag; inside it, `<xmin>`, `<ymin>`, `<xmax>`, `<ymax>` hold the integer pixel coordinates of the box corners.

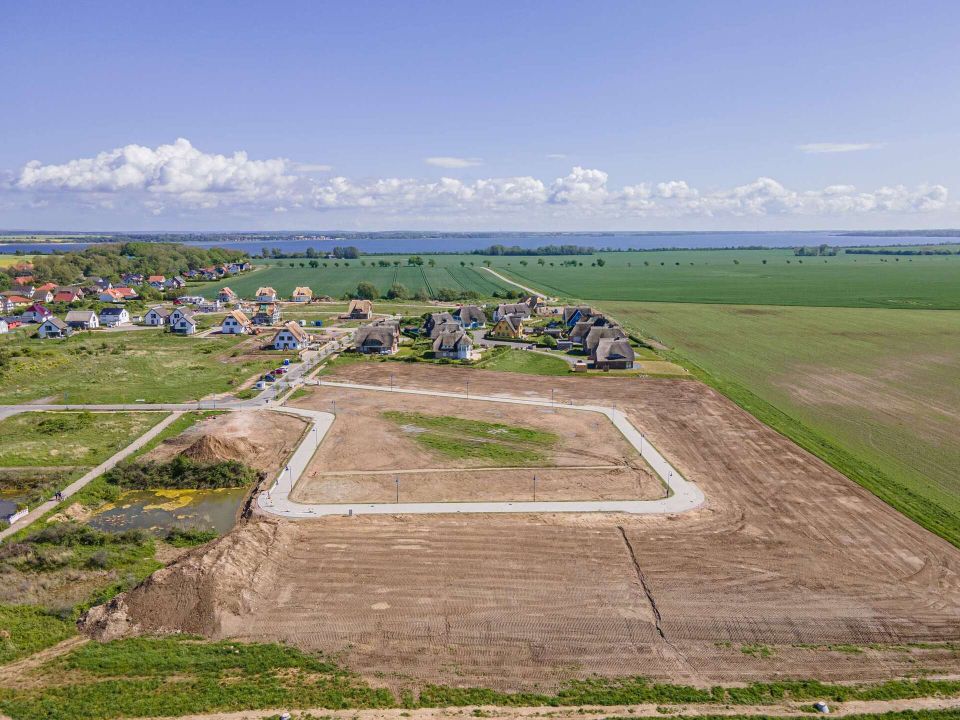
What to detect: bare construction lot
<box><xmin>290</xmin><ymin>386</ymin><xmax>662</xmax><ymax>504</ymax></box>
<box><xmin>88</xmin><ymin>363</ymin><xmax>960</xmax><ymax>692</ymax></box>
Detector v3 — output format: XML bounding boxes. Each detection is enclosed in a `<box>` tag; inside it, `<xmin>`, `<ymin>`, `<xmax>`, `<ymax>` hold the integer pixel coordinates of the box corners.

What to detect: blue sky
<box><xmin>2</xmin><ymin>0</ymin><xmax>959</xmax><ymax>230</ymax></box>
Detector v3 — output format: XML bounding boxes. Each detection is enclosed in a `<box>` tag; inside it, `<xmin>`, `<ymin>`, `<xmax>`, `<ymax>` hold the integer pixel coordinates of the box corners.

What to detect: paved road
<box><xmin>0</xmin><ymin>411</ymin><xmax>185</xmax><ymax>541</ymax></box>
<box><xmin>480</xmin><ymin>267</ymin><xmax>554</xmax><ymax>300</ymax></box>
<box><xmin>257</xmin><ymin>379</ymin><xmax>705</xmax><ymax>518</ymax></box>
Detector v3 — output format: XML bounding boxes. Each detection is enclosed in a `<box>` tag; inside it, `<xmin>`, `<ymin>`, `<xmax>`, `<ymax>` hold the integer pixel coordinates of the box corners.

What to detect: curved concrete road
<box><xmin>257</xmin><ymin>380</ymin><xmax>705</xmax><ymax>517</ymax></box>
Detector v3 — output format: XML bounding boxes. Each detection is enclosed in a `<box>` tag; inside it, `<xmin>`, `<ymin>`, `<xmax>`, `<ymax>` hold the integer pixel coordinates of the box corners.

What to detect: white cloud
<box><xmin>424</xmin><ymin>156</ymin><xmax>483</xmax><ymax>168</ymax></box>
<box><xmin>797</xmin><ymin>142</ymin><xmax>885</xmax><ymax>154</ymax></box>
<box><xmin>6</xmin><ymin>138</ymin><xmax>950</xmax><ymax>221</ymax></box>
<box><xmin>294</xmin><ymin>163</ymin><xmax>333</xmax><ymax>173</ymax></box>
<box><xmin>15</xmin><ymin>138</ymin><xmax>297</xmax><ymax>208</ymax></box>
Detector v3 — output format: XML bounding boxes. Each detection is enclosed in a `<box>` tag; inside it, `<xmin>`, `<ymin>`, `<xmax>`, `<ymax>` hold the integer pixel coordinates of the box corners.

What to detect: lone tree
<box><xmin>386</xmin><ymin>283</ymin><xmax>409</xmax><ymax>300</ymax></box>
<box><xmin>596</xmin><ymin>257</ymin><xmax>606</xmax><ymax>267</ymax></box>
<box><xmin>355</xmin><ymin>281</ymin><xmax>379</xmax><ymax>300</ymax></box>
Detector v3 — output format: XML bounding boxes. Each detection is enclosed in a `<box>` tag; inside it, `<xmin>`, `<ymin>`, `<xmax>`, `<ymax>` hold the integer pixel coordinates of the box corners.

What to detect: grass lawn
<box><xmin>0</xmin><ymin>331</ymin><xmax>281</xmax><ymax>404</ymax></box>
<box><xmin>493</xmin><ymin>249</ymin><xmax>960</xmax><ymax>309</ymax></box>
<box><xmin>475</xmin><ymin>347</ymin><xmax>571</xmax><ymax>376</ymax></box>
<box><xmin>0</xmin><ymin>255</ymin><xmax>38</xmax><ymax>268</ymax></box>
<box><xmin>606</xmin><ymin>301</ymin><xmax>960</xmax><ymax>547</ymax></box>
<box><xmin>0</xmin><ymin>412</ymin><xmax>166</xmax><ymax>468</ymax></box>
<box><xmin>382</xmin><ymin>410</ymin><xmax>559</xmax><ymax>464</ymax></box>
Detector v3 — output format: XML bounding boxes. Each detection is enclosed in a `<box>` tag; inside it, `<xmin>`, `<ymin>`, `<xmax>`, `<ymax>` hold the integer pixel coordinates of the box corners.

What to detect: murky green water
<box><xmin>88</xmin><ymin>488</ymin><xmax>247</xmax><ymax>534</ymax></box>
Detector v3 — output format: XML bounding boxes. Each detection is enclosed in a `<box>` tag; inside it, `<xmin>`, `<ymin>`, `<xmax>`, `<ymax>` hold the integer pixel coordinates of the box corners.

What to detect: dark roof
<box><xmin>354</xmin><ymin>325</ymin><xmax>396</xmax><ymax>348</ymax></box>
<box><xmin>499</xmin><ymin>314</ymin><xmax>524</xmax><ymax>334</ymax></box>
<box><xmin>99</xmin><ymin>306</ymin><xmax>126</xmax><ymax>316</ymax></box>
<box><xmin>147</xmin><ymin>306</ymin><xmax>171</xmax><ymax>317</ymax></box>
<box><xmin>43</xmin><ymin>317</ymin><xmax>68</xmax><ymax>330</ymax></box>
<box><xmin>563</xmin><ymin>305</ymin><xmax>593</xmax><ymax>324</ymax></box>
<box><xmin>497</xmin><ymin>303</ymin><xmax>531</xmax><ymax>318</ymax></box>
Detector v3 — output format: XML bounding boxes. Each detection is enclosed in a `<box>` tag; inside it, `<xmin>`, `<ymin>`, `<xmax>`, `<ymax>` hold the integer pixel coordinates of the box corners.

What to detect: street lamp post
<box><xmin>395</xmin><ymin>475</ymin><xmax>399</xmax><ymax>503</ymax></box>
<box><xmin>533</xmin><ymin>475</ymin><xmax>537</xmax><ymax>501</ymax></box>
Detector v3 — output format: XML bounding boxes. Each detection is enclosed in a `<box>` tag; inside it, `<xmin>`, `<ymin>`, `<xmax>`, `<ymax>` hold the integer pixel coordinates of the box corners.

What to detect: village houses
<box><xmin>432</xmin><ymin>327</ymin><xmax>478</xmax><ymax>360</ymax></box>
<box><xmin>37</xmin><ymin>316</ymin><xmax>72</xmax><ymax>339</ymax></box>
<box><xmin>143</xmin><ymin>306</ymin><xmax>171</xmax><ymax>326</ymax></box>
<box><xmin>353</xmin><ymin>324</ymin><xmax>398</xmax><ymax>355</ymax></box>
<box><xmin>291</xmin><ymin>286</ymin><xmax>313</xmax><ymax>303</ymax></box>
<box><xmin>255</xmin><ymin>287</ymin><xmax>278</xmax><ymax>303</ymax></box>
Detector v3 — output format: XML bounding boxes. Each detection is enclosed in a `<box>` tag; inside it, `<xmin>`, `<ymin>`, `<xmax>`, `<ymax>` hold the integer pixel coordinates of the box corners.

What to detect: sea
<box><xmin>0</xmin><ymin>231</ymin><xmax>949</xmax><ymax>256</ymax></box>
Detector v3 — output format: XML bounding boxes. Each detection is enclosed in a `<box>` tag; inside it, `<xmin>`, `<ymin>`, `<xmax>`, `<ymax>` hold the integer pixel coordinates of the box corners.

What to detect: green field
<box><xmin>475</xmin><ymin>347</ymin><xmax>572</xmax><ymax>376</ymax></box>
<box><xmin>606</xmin><ymin>301</ymin><xmax>960</xmax><ymax>546</ymax></box>
<box><xmin>0</xmin><ymin>331</ymin><xmax>281</xmax><ymax>404</ymax></box>
<box><xmin>0</xmin><ymin>255</ymin><xmax>38</xmax><ymax>268</ymax></box>
<box><xmin>489</xmin><ymin>249</ymin><xmax>960</xmax><ymax>309</ymax></box>
<box><xmin>194</xmin><ymin>257</ymin><xmax>516</xmax><ymax>299</ymax></box>
<box><xmin>0</xmin><ymin>412</ymin><xmax>165</xmax><ymax>468</ymax></box>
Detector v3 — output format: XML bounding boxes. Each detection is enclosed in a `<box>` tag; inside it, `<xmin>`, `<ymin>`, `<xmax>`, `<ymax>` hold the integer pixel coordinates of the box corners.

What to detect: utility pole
<box><xmin>395</xmin><ymin>475</ymin><xmax>399</xmax><ymax>503</ymax></box>
<box><xmin>533</xmin><ymin>474</ymin><xmax>537</xmax><ymax>501</ymax></box>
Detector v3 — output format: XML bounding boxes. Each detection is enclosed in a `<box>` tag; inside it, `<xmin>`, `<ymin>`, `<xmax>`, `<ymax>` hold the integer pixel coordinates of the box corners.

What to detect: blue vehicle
<box><xmin>283</xmin><ymin>358</ymin><xmax>291</xmax><ymax>366</ymax></box>
<box><xmin>314</xmin><ymin>320</ymin><xmax>324</xmax><ymax>327</ymax></box>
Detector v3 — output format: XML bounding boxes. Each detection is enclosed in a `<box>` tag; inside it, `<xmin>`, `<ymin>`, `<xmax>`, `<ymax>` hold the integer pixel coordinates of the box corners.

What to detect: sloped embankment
<box><xmin>81</xmin><ymin>517</ymin><xmax>287</xmax><ymax>641</ymax></box>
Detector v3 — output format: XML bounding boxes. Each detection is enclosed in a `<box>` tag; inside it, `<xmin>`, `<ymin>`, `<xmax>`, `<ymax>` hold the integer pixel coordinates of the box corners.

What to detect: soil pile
<box><xmin>80</xmin><ymin>518</ymin><xmax>286</xmax><ymax>641</ymax></box>
<box><xmin>182</xmin><ymin>434</ymin><xmax>252</xmax><ymax>464</ymax></box>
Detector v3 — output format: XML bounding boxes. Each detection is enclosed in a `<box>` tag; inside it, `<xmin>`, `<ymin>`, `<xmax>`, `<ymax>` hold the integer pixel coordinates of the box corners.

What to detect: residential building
<box><xmin>52</xmin><ymin>288</ymin><xmax>83</xmax><ymax>303</ymax></box>
<box><xmin>584</xmin><ymin>325</ymin><xmax>625</xmax><ymax>358</ymax></box>
<box><xmin>171</xmin><ymin>311</ymin><xmax>197</xmax><ymax>335</ymax></box>
<box><xmin>562</xmin><ymin>305</ymin><xmax>595</xmax><ymax>327</ymax></box>
<box><xmin>65</xmin><ymin>310</ymin><xmax>99</xmax><ymax>330</ymax></box>
<box><xmin>21</xmin><ymin>303</ymin><xmax>52</xmax><ymax>324</ymax></box>
<box><xmin>143</xmin><ymin>306</ymin><xmax>171</xmax><ymax>326</ymax></box>
<box><xmin>490</xmin><ymin>314</ymin><xmax>525</xmax><ymax>339</ymax></box>
<box><xmin>147</xmin><ymin>275</ymin><xmax>166</xmax><ymax>289</ymax></box>
<box><xmin>221</xmin><ymin>309</ymin><xmax>252</xmax><ymax>335</ymax></box>
<box><xmin>494</xmin><ymin>302</ymin><xmax>532</xmax><ymax>322</ymax></box>
<box><xmin>98</xmin><ymin>306</ymin><xmax>131</xmax><ymax>327</ymax></box>
<box><xmin>164</xmin><ymin>276</ymin><xmax>186</xmax><ymax>290</ymax></box>
<box><xmin>271</xmin><ymin>321</ymin><xmax>309</xmax><ymax>350</ymax></box>
<box><xmin>291</xmin><ymin>286</ymin><xmax>313</xmax><ymax>302</ymax></box>
<box><xmin>432</xmin><ymin>328</ymin><xmax>477</xmax><ymax>360</ymax></box>
<box><xmin>121</xmin><ymin>273</ymin><xmax>145</xmax><ymax>286</ymax></box>
<box><xmin>570</xmin><ymin>315</ymin><xmax>611</xmax><ymax>345</ymax></box>
<box><xmin>347</xmin><ymin>299</ymin><xmax>373</xmax><ymax>319</ymax></box>
<box><xmin>168</xmin><ymin>306</ymin><xmax>195</xmax><ymax>327</ymax></box>
<box><xmin>593</xmin><ymin>337</ymin><xmax>635</xmax><ymax>370</ymax></box>
<box><xmin>0</xmin><ymin>319</ymin><xmax>8</xmax><ymax>334</ymax></box>
<box><xmin>252</xmin><ymin>303</ymin><xmax>282</xmax><ymax>326</ymax></box>
<box><xmin>353</xmin><ymin>324</ymin><xmax>398</xmax><ymax>354</ymax></box>
<box><xmin>455</xmin><ymin>305</ymin><xmax>486</xmax><ymax>328</ymax></box>
<box><xmin>37</xmin><ymin>317</ymin><xmax>72</xmax><ymax>339</ymax></box>
<box><xmin>217</xmin><ymin>287</ymin><xmax>239</xmax><ymax>304</ymax></box>
<box><xmin>255</xmin><ymin>286</ymin><xmax>278</xmax><ymax>302</ymax></box>
<box><xmin>423</xmin><ymin>311</ymin><xmax>454</xmax><ymax>338</ymax></box>
<box><xmin>1</xmin><ymin>296</ymin><xmax>31</xmax><ymax>313</ymax></box>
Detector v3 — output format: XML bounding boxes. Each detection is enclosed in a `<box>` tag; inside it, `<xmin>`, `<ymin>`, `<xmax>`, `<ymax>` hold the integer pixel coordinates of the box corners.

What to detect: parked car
<box><xmin>274</xmin><ymin>367</ymin><xmax>286</xmax><ymax>375</ymax></box>
<box><xmin>263</xmin><ymin>374</ymin><xmax>276</xmax><ymax>383</ymax></box>
<box><xmin>282</xmin><ymin>358</ymin><xmax>291</xmax><ymax>366</ymax></box>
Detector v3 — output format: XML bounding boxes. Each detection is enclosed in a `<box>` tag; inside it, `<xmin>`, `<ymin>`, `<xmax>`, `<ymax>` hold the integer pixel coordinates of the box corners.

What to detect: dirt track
<box><xmin>88</xmin><ymin>363</ymin><xmax>960</xmax><ymax>691</ymax></box>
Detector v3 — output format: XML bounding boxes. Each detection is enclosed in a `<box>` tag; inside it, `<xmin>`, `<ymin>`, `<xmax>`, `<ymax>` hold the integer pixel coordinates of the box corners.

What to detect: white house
<box><xmin>171</xmin><ymin>313</ymin><xmax>197</xmax><ymax>335</ymax></box>
<box><xmin>221</xmin><ymin>309</ymin><xmax>252</xmax><ymax>335</ymax></box>
<box><xmin>255</xmin><ymin>286</ymin><xmax>278</xmax><ymax>303</ymax></box>
<box><xmin>21</xmin><ymin>303</ymin><xmax>52</xmax><ymax>324</ymax></box>
<box><xmin>0</xmin><ymin>319</ymin><xmax>8</xmax><ymax>334</ymax></box>
<box><xmin>98</xmin><ymin>307</ymin><xmax>131</xmax><ymax>327</ymax></box>
<box><xmin>37</xmin><ymin>317</ymin><xmax>72</xmax><ymax>339</ymax></box>
<box><xmin>168</xmin><ymin>306</ymin><xmax>195</xmax><ymax>326</ymax></box>
<box><xmin>432</xmin><ymin>328</ymin><xmax>477</xmax><ymax>360</ymax></box>
<box><xmin>143</xmin><ymin>306</ymin><xmax>171</xmax><ymax>326</ymax></box>
<box><xmin>271</xmin><ymin>321</ymin><xmax>308</xmax><ymax>350</ymax></box>
<box><xmin>65</xmin><ymin>310</ymin><xmax>99</xmax><ymax>330</ymax></box>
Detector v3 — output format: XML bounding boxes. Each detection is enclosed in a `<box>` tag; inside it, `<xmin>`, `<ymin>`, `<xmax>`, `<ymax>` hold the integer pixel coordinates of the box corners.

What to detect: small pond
<box><xmin>88</xmin><ymin>488</ymin><xmax>247</xmax><ymax>535</ymax></box>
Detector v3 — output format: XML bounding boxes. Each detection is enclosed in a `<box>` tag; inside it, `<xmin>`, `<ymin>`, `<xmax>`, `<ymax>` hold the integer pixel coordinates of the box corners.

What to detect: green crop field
<box><xmin>0</xmin><ymin>331</ymin><xmax>281</xmax><ymax>404</ymax></box>
<box><xmin>194</xmin><ymin>257</ymin><xmax>516</xmax><ymax>299</ymax></box>
<box><xmin>489</xmin><ymin>249</ymin><xmax>960</xmax><ymax>309</ymax></box>
<box><xmin>0</xmin><ymin>411</ymin><xmax>166</xmax><ymax>468</ymax></box>
<box><xmin>605</xmin><ymin>301</ymin><xmax>960</xmax><ymax>547</ymax></box>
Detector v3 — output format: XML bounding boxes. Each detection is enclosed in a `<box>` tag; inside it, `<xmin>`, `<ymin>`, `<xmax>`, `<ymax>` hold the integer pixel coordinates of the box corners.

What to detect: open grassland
<box><xmin>0</xmin><ymin>255</ymin><xmax>38</xmax><ymax>267</ymax></box>
<box><xmin>0</xmin><ymin>412</ymin><xmax>165</xmax><ymax>468</ymax></box>
<box><xmin>195</xmin><ymin>258</ymin><xmax>516</xmax><ymax>299</ymax></box>
<box><xmin>2</xmin><ymin>635</ymin><xmax>960</xmax><ymax>720</ymax></box>
<box><xmin>382</xmin><ymin>410</ymin><xmax>559</xmax><ymax>464</ymax></box>
<box><xmin>491</xmin><ymin>249</ymin><xmax>960</xmax><ymax>309</ymax></box>
<box><xmin>0</xmin><ymin>331</ymin><xmax>280</xmax><ymax>404</ymax></box>
<box><xmin>605</xmin><ymin>301</ymin><xmax>960</xmax><ymax>547</ymax></box>
<box><xmin>474</xmin><ymin>347</ymin><xmax>572</xmax><ymax>375</ymax></box>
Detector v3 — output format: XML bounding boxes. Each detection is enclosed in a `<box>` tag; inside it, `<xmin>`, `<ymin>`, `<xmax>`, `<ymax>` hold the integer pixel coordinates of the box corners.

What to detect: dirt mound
<box><xmin>80</xmin><ymin>518</ymin><xmax>286</xmax><ymax>642</ymax></box>
<box><xmin>182</xmin><ymin>434</ymin><xmax>253</xmax><ymax>464</ymax></box>
<box><xmin>47</xmin><ymin>502</ymin><xmax>92</xmax><ymax>524</ymax></box>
